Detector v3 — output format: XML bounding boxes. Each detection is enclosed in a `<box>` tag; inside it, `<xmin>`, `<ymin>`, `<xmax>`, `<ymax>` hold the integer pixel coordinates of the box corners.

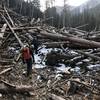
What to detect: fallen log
<box><xmin>73</xmin><ymin>30</ymin><xmax>85</xmax><ymax>36</ymax></box>
<box><xmin>31</xmin><ymin>30</ymin><xmax>100</xmax><ymax>48</ymax></box>
<box><xmin>0</xmin><ymin>59</ymin><xmax>14</xmax><ymax>65</ymax></box>
<box><xmin>85</xmin><ymin>36</ymin><xmax>100</xmax><ymax>42</ymax></box>
<box><xmin>0</xmin><ymin>27</ymin><xmax>39</xmax><ymax>31</ymax></box>
<box><xmin>1</xmin><ymin>80</ymin><xmax>16</xmax><ymax>88</ymax></box>
<box><xmin>1</xmin><ymin>23</ymin><xmax>7</xmax><ymax>33</ymax></box>
<box><xmin>48</xmin><ymin>93</ymin><xmax>65</xmax><ymax>100</ymax></box>
<box><xmin>70</xmin><ymin>28</ymin><xmax>87</xmax><ymax>33</ymax></box>
<box><xmin>76</xmin><ymin>50</ymin><xmax>100</xmax><ymax>61</ymax></box>
<box><xmin>0</xmin><ymin>66</ymin><xmax>11</xmax><ymax>68</ymax></box>
<box><xmin>68</xmin><ymin>79</ymin><xmax>100</xmax><ymax>95</ymax></box>
<box><xmin>4</xmin><ymin>6</ymin><xmax>15</xmax><ymax>27</ymax></box>
<box><xmin>61</xmin><ymin>31</ymin><xmax>100</xmax><ymax>48</ymax></box>
<box><xmin>0</xmin><ymin>68</ymin><xmax>12</xmax><ymax>75</ymax></box>
<box><xmin>43</xmin><ymin>41</ymin><xmax>69</xmax><ymax>48</ymax></box>
<box><xmin>0</xmin><ymin>23</ymin><xmax>7</xmax><ymax>39</ymax></box>
<box><xmin>75</xmin><ymin>24</ymin><xmax>88</xmax><ymax>29</ymax></box>
<box><xmin>43</xmin><ymin>41</ymin><xmax>96</xmax><ymax>49</ymax></box>
<box><xmin>69</xmin><ymin>29</ymin><xmax>84</xmax><ymax>36</ymax></box>
<box><xmin>0</xmin><ymin>13</ymin><xmax>24</xmax><ymax>47</ymax></box>
<box><xmin>29</xmin><ymin>30</ymin><xmax>100</xmax><ymax>61</ymax></box>
<box><xmin>1</xmin><ymin>33</ymin><xmax>11</xmax><ymax>48</ymax></box>
<box><xmin>0</xmin><ymin>84</ymin><xmax>34</xmax><ymax>95</ymax></box>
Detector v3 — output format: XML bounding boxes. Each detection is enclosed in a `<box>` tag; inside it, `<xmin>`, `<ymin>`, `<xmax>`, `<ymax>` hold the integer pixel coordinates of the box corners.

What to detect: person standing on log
<box><xmin>21</xmin><ymin>44</ymin><xmax>34</xmax><ymax>76</ymax></box>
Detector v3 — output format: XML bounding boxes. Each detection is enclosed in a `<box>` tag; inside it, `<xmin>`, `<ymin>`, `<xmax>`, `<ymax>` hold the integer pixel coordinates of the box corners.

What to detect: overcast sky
<box><xmin>40</xmin><ymin>0</ymin><xmax>89</xmax><ymax>11</ymax></box>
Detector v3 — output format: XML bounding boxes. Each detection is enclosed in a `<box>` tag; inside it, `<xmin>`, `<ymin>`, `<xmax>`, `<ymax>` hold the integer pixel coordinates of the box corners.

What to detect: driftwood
<box><xmin>70</xmin><ymin>28</ymin><xmax>87</xmax><ymax>34</ymax></box>
<box><xmin>61</xmin><ymin>31</ymin><xmax>100</xmax><ymax>48</ymax></box>
<box><xmin>76</xmin><ymin>50</ymin><xmax>100</xmax><ymax>61</ymax></box>
<box><xmin>0</xmin><ymin>23</ymin><xmax>7</xmax><ymax>39</ymax></box>
<box><xmin>4</xmin><ymin>6</ymin><xmax>15</xmax><ymax>27</ymax></box>
<box><xmin>0</xmin><ymin>4</ymin><xmax>100</xmax><ymax>99</ymax></box>
<box><xmin>0</xmin><ymin>59</ymin><xmax>14</xmax><ymax>65</ymax></box>
<box><xmin>43</xmin><ymin>41</ymin><xmax>69</xmax><ymax>48</ymax></box>
<box><xmin>73</xmin><ymin>30</ymin><xmax>84</xmax><ymax>36</ymax></box>
<box><xmin>68</xmin><ymin>79</ymin><xmax>100</xmax><ymax>95</ymax></box>
<box><xmin>1</xmin><ymin>13</ymin><xmax>24</xmax><ymax>47</ymax></box>
<box><xmin>0</xmin><ymin>68</ymin><xmax>12</xmax><ymax>75</ymax></box>
<box><xmin>48</xmin><ymin>93</ymin><xmax>65</xmax><ymax>100</ymax></box>
<box><xmin>28</xmin><ymin>30</ymin><xmax>100</xmax><ymax>61</ymax></box>
<box><xmin>1</xmin><ymin>33</ymin><xmax>11</xmax><ymax>47</ymax></box>
<box><xmin>1</xmin><ymin>23</ymin><xmax>7</xmax><ymax>33</ymax></box>
<box><xmin>1</xmin><ymin>80</ymin><xmax>16</xmax><ymax>88</ymax></box>
<box><xmin>0</xmin><ymin>27</ymin><xmax>39</xmax><ymax>31</ymax></box>
<box><xmin>43</xmin><ymin>41</ymin><xmax>97</xmax><ymax>49</ymax></box>
<box><xmin>75</xmin><ymin>24</ymin><xmax>88</xmax><ymax>29</ymax></box>
<box><xmin>0</xmin><ymin>83</ymin><xmax>34</xmax><ymax>95</ymax></box>
<box><xmin>29</xmin><ymin>30</ymin><xmax>100</xmax><ymax>48</ymax></box>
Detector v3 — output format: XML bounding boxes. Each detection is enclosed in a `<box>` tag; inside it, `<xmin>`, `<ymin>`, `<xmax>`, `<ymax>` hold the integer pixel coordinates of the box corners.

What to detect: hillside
<box><xmin>56</xmin><ymin>0</ymin><xmax>100</xmax><ymax>14</ymax></box>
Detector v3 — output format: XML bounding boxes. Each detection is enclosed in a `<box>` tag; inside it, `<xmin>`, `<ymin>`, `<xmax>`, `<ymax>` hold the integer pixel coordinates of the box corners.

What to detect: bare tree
<box><xmin>63</xmin><ymin>0</ymin><xmax>67</xmax><ymax>28</ymax></box>
<box><xmin>44</xmin><ymin>0</ymin><xmax>50</xmax><ymax>22</ymax></box>
<box><xmin>19</xmin><ymin>0</ymin><xmax>23</xmax><ymax>14</ymax></box>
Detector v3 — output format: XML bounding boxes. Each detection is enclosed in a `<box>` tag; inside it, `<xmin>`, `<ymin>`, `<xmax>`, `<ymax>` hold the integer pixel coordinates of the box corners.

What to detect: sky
<box><xmin>40</xmin><ymin>0</ymin><xmax>89</xmax><ymax>11</ymax></box>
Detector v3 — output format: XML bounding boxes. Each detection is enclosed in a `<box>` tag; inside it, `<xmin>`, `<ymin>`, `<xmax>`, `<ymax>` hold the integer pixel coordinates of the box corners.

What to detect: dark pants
<box><xmin>26</xmin><ymin>58</ymin><xmax>32</xmax><ymax>76</ymax></box>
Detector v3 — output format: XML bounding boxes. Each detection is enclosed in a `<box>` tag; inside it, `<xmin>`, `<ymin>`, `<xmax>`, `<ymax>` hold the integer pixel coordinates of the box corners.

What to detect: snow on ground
<box><xmin>33</xmin><ymin>64</ymin><xmax>46</xmax><ymax>69</ymax></box>
<box><xmin>34</xmin><ymin>47</ymin><xmax>100</xmax><ymax>73</ymax></box>
<box><xmin>87</xmin><ymin>64</ymin><xmax>100</xmax><ymax>71</ymax></box>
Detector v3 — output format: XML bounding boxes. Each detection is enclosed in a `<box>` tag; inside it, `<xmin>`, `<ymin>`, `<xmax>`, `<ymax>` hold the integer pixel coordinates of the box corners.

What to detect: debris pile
<box><xmin>0</xmin><ymin>5</ymin><xmax>100</xmax><ymax>100</ymax></box>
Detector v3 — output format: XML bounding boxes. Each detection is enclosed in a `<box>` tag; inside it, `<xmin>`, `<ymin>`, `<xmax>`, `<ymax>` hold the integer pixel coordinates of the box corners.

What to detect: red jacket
<box><xmin>22</xmin><ymin>47</ymin><xmax>31</xmax><ymax>60</ymax></box>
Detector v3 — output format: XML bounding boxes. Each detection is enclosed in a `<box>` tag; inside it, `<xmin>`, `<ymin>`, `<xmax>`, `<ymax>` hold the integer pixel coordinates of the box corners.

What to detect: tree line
<box><xmin>4</xmin><ymin>0</ymin><xmax>43</xmax><ymax>19</ymax></box>
<box><xmin>45</xmin><ymin>6</ymin><xmax>97</xmax><ymax>31</ymax></box>
<box><xmin>44</xmin><ymin>0</ymin><xmax>100</xmax><ymax>31</ymax></box>
<box><xmin>2</xmin><ymin>0</ymin><xmax>100</xmax><ymax>31</ymax></box>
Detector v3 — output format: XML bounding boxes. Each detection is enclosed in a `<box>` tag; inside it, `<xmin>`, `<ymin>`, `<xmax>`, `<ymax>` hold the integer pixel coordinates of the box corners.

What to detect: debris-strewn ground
<box><xmin>0</xmin><ymin>5</ymin><xmax>100</xmax><ymax>100</ymax></box>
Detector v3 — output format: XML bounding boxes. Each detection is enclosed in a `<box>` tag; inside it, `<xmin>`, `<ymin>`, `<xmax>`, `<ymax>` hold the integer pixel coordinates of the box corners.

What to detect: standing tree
<box><xmin>63</xmin><ymin>0</ymin><xmax>67</xmax><ymax>28</ymax></box>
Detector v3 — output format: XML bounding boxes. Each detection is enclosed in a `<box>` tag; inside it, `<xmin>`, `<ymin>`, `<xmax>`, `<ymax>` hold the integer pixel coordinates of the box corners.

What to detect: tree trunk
<box><xmin>29</xmin><ymin>30</ymin><xmax>100</xmax><ymax>48</ymax></box>
<box><xmin>48</xmin><ymin>93</ymin><xmax>65</xmax><ymax>100</ymax></box>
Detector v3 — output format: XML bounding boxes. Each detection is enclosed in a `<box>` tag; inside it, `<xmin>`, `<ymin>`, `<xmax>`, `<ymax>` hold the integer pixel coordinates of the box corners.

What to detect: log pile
<box><xmin>0</xmin><ymin>4</ymin><xmax>100</xmax><ymax>100</ymax></box>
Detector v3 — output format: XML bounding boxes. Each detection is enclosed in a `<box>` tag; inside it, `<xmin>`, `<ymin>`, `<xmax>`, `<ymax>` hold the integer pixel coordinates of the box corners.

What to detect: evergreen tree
<box><xmin>4</xmin><ymin>0</ymin><xmax>42</xmax><ymax>19</ymax></box>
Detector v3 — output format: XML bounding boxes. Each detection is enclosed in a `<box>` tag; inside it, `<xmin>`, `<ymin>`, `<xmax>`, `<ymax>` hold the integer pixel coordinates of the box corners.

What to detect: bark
<box><xmin>48</xmin><ymin>93</ymin><xmax>65</xmax><ymax>100</ymax></box>
<box><xmin>43</xmin><ymin>41</ymin><xmax>69</xmax><ymax>48</ymax></box>
<box><xmin>32</xmin><ymin>30</ymin><xmax>100</xmax><ymax>48</ymax></box>
<box><xmin>0</xmin><ymin>23</ymin><xmax>7</xmax><ymax>39</ymax></box>
<box><xmin>76</xmin><ymin>50</ymin><xmax>100</xmax><ymax>61</ymax></box>
<box><xmin>75</xmin><ymin>24</ymin><xmax>88</xmax><ymax>29</ymax></box>
<box><xmin>1</xmin><ymin>23</ymin><xmax>7</xmax><ymax>33</ymax></box>
<box><xmin>0</xmin><ymin>59</ymin><xmax>14</xmax><ymax>65</ymax></box>
<box><xmin>0</xmin><ymin>27</ymin><xmax>39</xmax><ymax>31</ymax></box>
<box><xmin>0</xmin><ymin>84</ymin><xmax>34</xmax><ymax>95</ymax></box>
<box><xmin>0</xmin><ymin>68</ymin><xmax>12</xmax><ymax>75</ymax></box>
<box><xmin>70</xmin><ymin>28</ymin><xmax>87</xmax><ymax>33</ymax></box>
<box><xmin>1</xmin><ymin>13</ymin><xmax>24</xmax><ymax>47</ymax></box>
<box><xmin>43</xmin><ymin>41</ymin><xmax>97</xmax><ymax>49</ymax></box>
<box><xmin>4</xmin><ymin>6</ymin><xmax>15</xmax><ymax>27</ymax></box>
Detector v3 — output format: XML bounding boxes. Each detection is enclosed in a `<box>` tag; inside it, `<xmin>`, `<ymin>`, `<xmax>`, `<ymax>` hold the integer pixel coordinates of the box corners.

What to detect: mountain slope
<box><xmin>56</xmin><ymin>0</ymin><xmax>100</xmax><ymax>14</ymax></box>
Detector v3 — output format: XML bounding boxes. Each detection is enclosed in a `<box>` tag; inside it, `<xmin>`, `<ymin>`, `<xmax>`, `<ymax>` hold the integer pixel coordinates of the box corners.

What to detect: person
<box><xmin>21</xmin><ymin>44</ymin><xmax>34</xmax><ymax>76</ymax></box>
<box><xmin>32</xmin><ymin>35</ymin><xmax>39</xmax><ymax>54</ymax></box>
